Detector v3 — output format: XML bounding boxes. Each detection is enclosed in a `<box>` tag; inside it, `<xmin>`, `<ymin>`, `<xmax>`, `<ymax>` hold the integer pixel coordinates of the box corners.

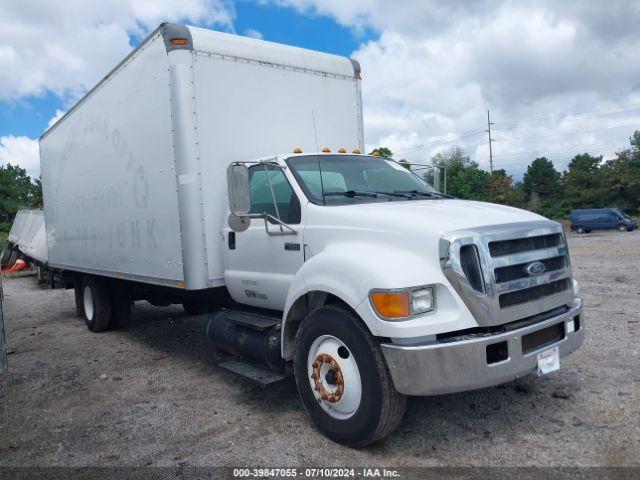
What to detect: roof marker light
<box><xmin>372</xmin><ymin>151</ymin><xmax>381</xmax><ymax>156</ymax></box>
<box><xmin>322</xmin><ymin>147</ymin><xmax>331</xmax><ymax>153</ymax></box>
<box><xmin>338</xmin><ymin>147</ymin><xmax>346</xmax><ymax>153</ymax></box>
<box><xmin>352</xmin><ymin>149</ymin><xmax>361</xmax><ymax>154</ymax></box>
<box><xmin>170</xmin><ymin>38</ymin><xmax>189</xmax><ymax>46</ymax></box>
<box><xmin>293</xmin><ymin>147</ymin><xmax>302</xmax><ymax>153</ymax></box>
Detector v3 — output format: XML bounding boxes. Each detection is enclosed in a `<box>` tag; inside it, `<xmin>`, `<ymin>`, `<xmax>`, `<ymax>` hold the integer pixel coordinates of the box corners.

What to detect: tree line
<box><xmin>0</xmin><ymin>164</ymin><xmax>42</xmax><ymax>240</ymax></box>
<box><xmin>374</xmin><ymin>129</ymin><xmax>640</xmax><ymax>218</ymax></box>
<box><xmin>1</xmin><ymin>130</ymin><xmax>639</xmax><ymax>241</ymax></box>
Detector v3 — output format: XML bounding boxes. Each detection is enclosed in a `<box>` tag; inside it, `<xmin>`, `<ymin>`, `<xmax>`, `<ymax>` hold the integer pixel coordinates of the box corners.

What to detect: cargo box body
<box><xmin>40</xmin><ymin>24</ymin><xmax>363</xmax><ymax>290</ymax></box>
<box><xmin>7</xmin><ymin>209</ymin><xmax>47</xmax><ymax>264</ymax></box>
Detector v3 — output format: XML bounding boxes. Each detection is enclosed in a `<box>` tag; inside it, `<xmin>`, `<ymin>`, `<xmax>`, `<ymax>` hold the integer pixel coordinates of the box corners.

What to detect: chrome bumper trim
<box><xmin>381</xmin><ymin>299</ymin><xmax>584</xmax><ymax>396</ymax></box>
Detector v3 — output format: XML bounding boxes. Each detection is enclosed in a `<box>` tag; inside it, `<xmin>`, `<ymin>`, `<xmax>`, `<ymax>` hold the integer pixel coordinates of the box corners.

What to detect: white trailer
<box><xmin>38</xmin><ymin>23</ymin><xmax>584</xmax><ymax>446</ymax></box>
<box><xmin>5</xmin><ymin>209</ymin><xmax>47</xmax><ymax>265</ymax></box>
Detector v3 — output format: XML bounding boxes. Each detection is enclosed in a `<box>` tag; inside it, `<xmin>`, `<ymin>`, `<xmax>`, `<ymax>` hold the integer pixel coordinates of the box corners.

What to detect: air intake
<box><xmin>460</xmin><ymin>245</ymin><xmax>485</xmax><ymax>294</ymax></box>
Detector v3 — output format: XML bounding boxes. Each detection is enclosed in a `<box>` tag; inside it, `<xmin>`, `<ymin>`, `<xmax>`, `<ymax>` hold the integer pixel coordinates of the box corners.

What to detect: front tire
<box><xmin>576</xmin><ymin>226</ymin><xmax>584</xmax><ymax>234</ymax></box>
<box><xmin>618</xmin><ymin>224</ymin><xmax>627</xmax><ymax>232</ymax></box>
<box><xmin>82</xmin><ymin>276</ymin><xmax>112</xmax><ymax>332</ymax></box>
<box><xmin>293</xmin><ymin>305</ymin><xmax>406</xmax><ymax>447</ymax></box>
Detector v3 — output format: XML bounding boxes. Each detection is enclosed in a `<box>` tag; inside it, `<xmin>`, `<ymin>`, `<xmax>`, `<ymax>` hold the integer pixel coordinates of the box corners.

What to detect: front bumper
<box><xmin>381</xmin><ymin>299</ymin><xmax>584</xmax><ymax>396</ymax></box>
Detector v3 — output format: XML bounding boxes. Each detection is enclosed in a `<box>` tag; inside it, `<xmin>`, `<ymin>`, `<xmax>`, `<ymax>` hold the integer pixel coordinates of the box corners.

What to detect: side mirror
<box><xmin>227</xmin><ymin>164</ymin><xmax>251</xmax><ymax>215</ymax></box>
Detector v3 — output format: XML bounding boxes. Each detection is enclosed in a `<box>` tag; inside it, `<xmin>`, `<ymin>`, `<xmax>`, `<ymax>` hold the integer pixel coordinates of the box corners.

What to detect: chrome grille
<box><xmin>494</xmin><ymin>255</ymin><xmax>566</xmax><ymax>283</ymax></box>
<box><xmin>488</xmin><ymin>233</ymin><xmax>563</xmax><ymax>257</ymax></box>
<box><xmin>440</xmin><ymin>221</ymin><xmax>575</xmax><ymax>327</ymax></box>
<box><xmin>499</xmin><ymin>278</ymin><xmax>572</xmax><ymax>308</ymax></box>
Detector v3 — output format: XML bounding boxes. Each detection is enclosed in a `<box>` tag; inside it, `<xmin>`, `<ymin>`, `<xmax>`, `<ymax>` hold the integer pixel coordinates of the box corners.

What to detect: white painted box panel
<box><xmin>40</xmin><ymin>33</ymin><xmax>184</xmax><ymax>287</ymax></box>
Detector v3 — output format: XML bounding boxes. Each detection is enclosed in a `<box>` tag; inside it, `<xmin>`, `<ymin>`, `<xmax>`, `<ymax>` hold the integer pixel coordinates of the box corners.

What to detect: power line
<box><xmin>492</xmin><ymin>139</ymin><xmax>630</xmax><ymax>161</ymax></box>
<box><xmin>493</xmin><ymin>101</ymin><xmax>640</xmax><ymax>130</ymax></box>
<box><xmin>494</xmin><ymin>122</ymin><xmax>640</xmax><ymax>141</ymax></box>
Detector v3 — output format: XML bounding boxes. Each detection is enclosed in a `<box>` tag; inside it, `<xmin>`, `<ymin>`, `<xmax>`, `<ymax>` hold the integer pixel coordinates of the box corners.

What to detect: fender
<box><xmin>281</xmin><ymin>241</ymin><xmax>476</xmax><ymax>357</ymax></box>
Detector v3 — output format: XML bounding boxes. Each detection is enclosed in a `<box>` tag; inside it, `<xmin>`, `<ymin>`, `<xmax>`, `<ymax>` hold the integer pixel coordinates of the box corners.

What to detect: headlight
<box><xmin>370</xmin><ymin>286</ymin><xmax>435</xmax><ymax>320</ymax></box>
<box><xmin>411</xmin><ymin>287</ymin><xmax>434</xmax><ymax>314</ymax></box>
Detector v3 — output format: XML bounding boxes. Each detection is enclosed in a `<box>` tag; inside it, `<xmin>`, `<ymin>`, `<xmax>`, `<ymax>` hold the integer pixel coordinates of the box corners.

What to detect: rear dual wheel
<box><xmin>82</xmin><ymin>276</ymin><xmax>112</xmax><ymax>332</ymax></box>
<box><xmin>79</xmin><ymin>276</ymin><xmax>131</xmax><ymax>331</ymax></box>
<box><xmin>293</xmin><ymin>305</ymin><xmax>406</xmax><ymax>447</ymax></box>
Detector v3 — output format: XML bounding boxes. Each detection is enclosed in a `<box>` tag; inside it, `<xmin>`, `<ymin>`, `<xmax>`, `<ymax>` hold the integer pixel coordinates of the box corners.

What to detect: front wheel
<box><xmin>618</xmin><ymin>224</ymin><xmax>627</xmax><ymax>232</ymax></box>
<box><xmin>576</xmin><ymin>226</ymin><xmax>585</xmax><ymax>234</ymax></box>
<box><xmin>293</xmin><ymin>305</ymin><xmax>406</xmax><ymax>447</ymax></box>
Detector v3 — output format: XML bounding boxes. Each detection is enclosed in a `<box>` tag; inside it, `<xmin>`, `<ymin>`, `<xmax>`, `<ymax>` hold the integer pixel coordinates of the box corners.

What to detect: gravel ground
<box><xmin>0</xmin><ymin>230</ymin><xmax>639</xmax><ymax>468</ymax></box>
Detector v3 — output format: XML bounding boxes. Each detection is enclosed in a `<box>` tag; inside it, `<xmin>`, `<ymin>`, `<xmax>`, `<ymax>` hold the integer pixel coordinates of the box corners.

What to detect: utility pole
<box><xmin>486</xmin><ymin>109</ymin><xmax>494</xmax><ymax>175</ymax></box>
<box><xmin>443</xmin><ymin>165</ymin><xmax>447</xmax><ymax>195</ymax></box>
<box><xmin>432</xmin><ymin>157</ymin><xmax>441</xmax><ymax>191</ymax></box>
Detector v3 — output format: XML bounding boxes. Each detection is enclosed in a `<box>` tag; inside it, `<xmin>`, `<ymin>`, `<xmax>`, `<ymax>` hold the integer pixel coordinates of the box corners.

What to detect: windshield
<box><xmin>285</xmin><ymin>155</ymin><xmax>442</xmax><ymax>205</ymax></box>
<box><xmin>615</xmin><ymin>209</ymin><xmax>631</xmax><ymax>220</ymax></box>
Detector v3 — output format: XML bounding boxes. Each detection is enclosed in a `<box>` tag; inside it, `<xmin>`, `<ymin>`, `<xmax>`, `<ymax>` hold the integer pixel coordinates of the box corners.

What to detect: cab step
<box><xmin>218</xmin><ymin>359</ymin><xmax>287</xmax><ymax>386</ymax></box>
<box><xmin>222</xmin><ymin>309</ymin><xmax>281</xmax><ymax>331</ymax></box>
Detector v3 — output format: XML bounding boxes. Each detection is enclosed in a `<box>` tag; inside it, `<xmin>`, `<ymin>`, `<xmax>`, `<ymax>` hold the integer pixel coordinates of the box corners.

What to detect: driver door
<box><xmin>223</xmin><ymin>164</ymin><xmax>304</xmax><ymax>310</ymax></box>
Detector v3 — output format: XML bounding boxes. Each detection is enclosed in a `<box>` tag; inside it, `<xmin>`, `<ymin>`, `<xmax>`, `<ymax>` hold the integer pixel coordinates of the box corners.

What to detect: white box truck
<box><xmin>39</xmin><ymin>23</ymin><xmax>584</xmax><ymax>446</ymax></box>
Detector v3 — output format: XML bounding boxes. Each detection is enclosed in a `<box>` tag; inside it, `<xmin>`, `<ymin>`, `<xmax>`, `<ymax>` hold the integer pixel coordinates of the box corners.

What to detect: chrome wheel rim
<box><xmin>83</xmin><ymin>286</ymin><xmax>94</xmax><ymax>321</ymax></box>
<box><xmin>307</xmin><ymin>335</ymin><xmax>362</xmax><ymax>419</ymax></box>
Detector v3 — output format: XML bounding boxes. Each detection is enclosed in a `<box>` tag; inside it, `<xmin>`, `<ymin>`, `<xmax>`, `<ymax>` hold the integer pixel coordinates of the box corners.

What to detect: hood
<box><xmin>309</xmin><ymin>198</ymin><xmax>550</xmax><ymax>237</ymax></box>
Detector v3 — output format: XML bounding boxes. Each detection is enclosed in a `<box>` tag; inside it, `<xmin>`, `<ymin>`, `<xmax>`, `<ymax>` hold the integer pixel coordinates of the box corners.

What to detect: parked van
<box><xmin>570</xmin><ymin>208</ymin><xmax>638</xmax><ymax>234</ymax></box>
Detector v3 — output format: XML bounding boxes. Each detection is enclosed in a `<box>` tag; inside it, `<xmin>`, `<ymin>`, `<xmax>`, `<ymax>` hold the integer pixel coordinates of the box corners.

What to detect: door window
<box><xmin>249</xmin><ymin>165</ymin><xmax>301</xmax><ymax>224</ymax></box>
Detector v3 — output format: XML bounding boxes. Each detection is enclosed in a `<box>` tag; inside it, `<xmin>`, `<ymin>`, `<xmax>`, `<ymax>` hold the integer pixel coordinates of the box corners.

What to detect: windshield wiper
<box><xmin>324</xmin><ymin>190</ymin><xmax>412</xmax><ymax>199</ymax></box>
<box><xmin>323</xmin><ymin>190</ymin><xmax>379</xmax><ymax>198</ymax></box>
<box><xmin>373</xmin><ymin>191</ymin><xmax>413</xmax><ymax>198</ymax></box>
<box><xmin>395</xmin><ymin>190</ymin><xmax>453</xmax><ymax>199</ymax></box>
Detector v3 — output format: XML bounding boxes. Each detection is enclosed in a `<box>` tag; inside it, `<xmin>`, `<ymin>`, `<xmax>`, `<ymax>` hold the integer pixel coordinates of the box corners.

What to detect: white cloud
<box><xmin>0</xmin><ymin>135</ymin><xmax>40</xmax><ymax>179</ymax></box>
<box><xmin>244</xmin><ymin>28</ymin><xmax>264</xmax><ymax>39</ymax></box>
<box><xmin>0</xmin><ymin>0</ymin><xmax>235</xmax><ymax>101</ymax></box>
<box><xmin>273</xmin><ymin>0</ymin><xmax>640</xmax><ymax>177</ymax></box>
<box><xmin>47</xmin><ymin>110</ymin><xmax>66</xmax><ymax>129</ymax></box>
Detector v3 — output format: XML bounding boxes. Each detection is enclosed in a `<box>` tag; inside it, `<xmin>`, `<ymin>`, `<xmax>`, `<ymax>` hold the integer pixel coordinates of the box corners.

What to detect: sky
<box><xmin>1</xmin><ymin>0</ymin><xmax>640</xmax><ymax>180</ymax></box>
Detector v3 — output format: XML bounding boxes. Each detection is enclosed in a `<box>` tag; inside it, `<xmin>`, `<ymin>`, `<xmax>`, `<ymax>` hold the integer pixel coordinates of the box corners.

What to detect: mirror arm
<box><xmin>263</xmin><ymin>214</ymin><xmax>297</xmax><ymax>236</ymax></box>
<box><xmin>263</xmin><ymin>163</ymin><xmax>283</xmax><ymax>232</ymax></box>
<box><xmin>231</xmin><ymin>213</ymin><xmax>297</xmax><ymax>235</ymax></box>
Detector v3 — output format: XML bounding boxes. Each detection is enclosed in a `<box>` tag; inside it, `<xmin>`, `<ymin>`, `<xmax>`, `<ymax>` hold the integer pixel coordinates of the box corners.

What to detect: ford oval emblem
<box><xmin>525</xmin><ymin>261</ymin><xmax>546</xmax><ymax>276</ymax></box>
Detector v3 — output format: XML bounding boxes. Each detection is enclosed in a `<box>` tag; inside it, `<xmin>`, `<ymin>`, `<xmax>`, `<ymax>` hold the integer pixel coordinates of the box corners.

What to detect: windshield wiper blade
<box><xmin>323</xmin><ymin>190</ymin><xmax>379</xmax><ymax>198</ymax></box>
<box><xmin>373</xmin><ymin>191</ymin><xmax>413</xmax><ymax>198</ymax></box>
<box><xmin>395</xmin><ymin>190</ymin><xmax>453</xmax><ymax>199</ymax></box>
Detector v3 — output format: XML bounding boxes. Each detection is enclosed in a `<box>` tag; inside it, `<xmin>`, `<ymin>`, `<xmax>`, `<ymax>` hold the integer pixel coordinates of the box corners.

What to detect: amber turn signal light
<box><xmin>370</xmin><ymin>292</ymin><xmax>410</xmax><ymax>318</ymax></box>
<box><xmin>170</xmin><ymin>38</ymin><xmax>189</xmax><ymax>46</ymax></box>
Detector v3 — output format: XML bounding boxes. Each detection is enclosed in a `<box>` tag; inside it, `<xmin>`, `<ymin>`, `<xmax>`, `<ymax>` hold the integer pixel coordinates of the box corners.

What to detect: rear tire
<box><xmin>618</xmin><ymin>224</ymin><xmax>627</xmax><ymax>232</ymax></box>
<box><xmin>81</xmin><ymin>276</ymin><xmax>112</xmax><ymax>332</ymax></box>
<box><xmin>73</xmin><ymin>277</ymin><xmax>84</xmax><ymax>317</ymax></box>
<box><xmin>576</xmin><ymin>226</ymin><xmax>584</xmax><ymax>234</ymax></box>
<box><xmin>110</xmin><ymin>283</ymin><xmax>132</xmax><ymax>329</ymax></box>
<box><xmin>293</xmin><ymin>305</ymin><xmax>406</xmax><ymax>447</ymax></box>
